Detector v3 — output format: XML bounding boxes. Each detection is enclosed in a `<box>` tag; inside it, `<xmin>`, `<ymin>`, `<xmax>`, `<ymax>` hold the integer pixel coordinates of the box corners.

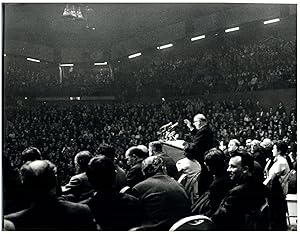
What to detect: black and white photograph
<box><xmin>2</xmin><ymin>2</ymin><xmax>297</xmax><ymax>231</ymax></box>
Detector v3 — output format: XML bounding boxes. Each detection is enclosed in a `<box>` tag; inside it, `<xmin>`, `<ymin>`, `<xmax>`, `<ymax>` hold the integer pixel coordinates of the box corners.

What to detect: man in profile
<box><xmin>5</xmin><ymin>160</ymin><xmax>96</xmax><ymax>231</ymax></box>
<box><xmin>184</xmin><ymin>114</ymin><xmax>215</xmax><ymax>163</ymax></box>
<box><xmin>125</xmin><ymin>146</ymin><xmax>147</xmax><ymax>187</ymax></box>
<box><xmin>62</xmin><ymin>150</ymin><xmax>94</xmax><ymax>202</ymax></box>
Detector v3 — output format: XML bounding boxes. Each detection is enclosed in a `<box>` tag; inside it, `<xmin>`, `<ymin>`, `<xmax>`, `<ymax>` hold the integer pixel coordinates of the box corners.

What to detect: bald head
<box><xmin>141</xmin><ymin>156</ymin><xmax>165</xmax><ymax>177</ymax></box>
<box><xmin>125</xmin><ymin>146</ymin><xmax>147</xmax><ymax>167</ymax></box>
<box><xmin>193</xmin><ymin>114</ymin><xmax>207</xmax><ymax>129</ymax></box>
<box><xmin>20</xmin><ymin>160</ymin><xmax>57</xmax><ymax>197</ymax></box>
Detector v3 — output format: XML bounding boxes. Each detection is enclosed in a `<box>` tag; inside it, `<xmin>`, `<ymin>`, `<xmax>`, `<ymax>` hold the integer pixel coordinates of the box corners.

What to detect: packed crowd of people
<box><xmin>5</xmin><ymin>64</ymin><xmax>59</xmax><ymax>95</ymax></box>
<box><xmin>3</xmin><ymin>102</ymin><xmax>297</xmax><ymax>230</ymax></box>
<box><xmin>116</xmin><ymin>35</ymin><xmax>296</xmax><ymax>98</ymax></box>
<box><xmin>3</xmin><ymin>25</ymin><xmax>297</xmax><ymax>231</ymax></box>
<box><xmin>4</xmin><ymin>98</ymin><xmax>296</xmax><ymax>185</ymax></box>
<box><xmin>5</xmin><ymin>35</ymin><xmax>296</xmax><ymax>98</ymax></box>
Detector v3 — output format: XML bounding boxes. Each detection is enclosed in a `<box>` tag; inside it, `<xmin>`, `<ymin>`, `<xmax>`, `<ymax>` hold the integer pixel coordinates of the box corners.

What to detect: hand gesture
<box><xmin>184</xmin><ymin>119</ymin><xmax>192</xmax><ymax>128</ymax></box>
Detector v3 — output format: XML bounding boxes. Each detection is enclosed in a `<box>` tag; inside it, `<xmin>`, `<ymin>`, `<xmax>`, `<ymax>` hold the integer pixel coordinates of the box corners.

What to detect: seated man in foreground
<box><xmin>5</xmin><ymin>160</ymin><xmax>96</xmax><ymax>231</ymax></box>
<box><xmin>131</xmin><ymin>156</ymin><xmax>191</xmax><ymax>230</ymax></box>
<box><xmin>212</xmin><ymin>150</ymin><xmax>269</xmax><ymax>230</ymax></box>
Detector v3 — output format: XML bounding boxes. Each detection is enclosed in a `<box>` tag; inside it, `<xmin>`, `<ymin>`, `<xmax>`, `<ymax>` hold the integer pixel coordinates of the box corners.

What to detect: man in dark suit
<box><xmin>21</xmin><ymin>146</ymin><xmax>42</xmax><ymax>164</ymax></box>
<box><xmin>84</xmin><ymin>155</ymin><xmax>142</xmax><ymax>230</ymax></box>
<box><xmin>5</xmin><ymin>160</ymin><xmax>96</xmax><ymax>231</ymax></box>
<box><xmin>212</xmin><ymin>150</ymin><xmax>269</xmax><ymax>230</ymax></box>
<box><xmin>148</xmin><ymin>141</ymin><xmax>180</xmax><ymax>180</ymax></box>
<box><xmin>96</xmin><ymin>143</ymin><xmax>127</xmax><ymax>191</ymax></box>
<box><xmin>131</xmin><ymin>156</ymin><xmax>191</xmax><ymax>230</ymax></box>
<box><xmin>184</xmin><ymin>113</ymin><xmax>215</xmax><ymax>163</ymax></box>
<box><xmin>125</xmin><ymin>146</ymin><xmax>147</xmax><ymax>187</ymax></box>
<box><xmin>62</xmin><ymin>150</ymin><xmax>94</xmax><ymax>202</ymax></box>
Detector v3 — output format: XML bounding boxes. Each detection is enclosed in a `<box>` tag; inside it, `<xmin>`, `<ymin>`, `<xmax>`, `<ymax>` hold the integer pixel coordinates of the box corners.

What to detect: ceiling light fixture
<box><xmin>94</xmin><ymin>62</ymin><xmax>107</xmax><ymax>65</ymax></box>
<box><xmin>191</xmin><ymin>35</ymin><xmax>205</xmax><ymax>41</ymax></box>
<box><xmin>62</xmin><ymin>4</ymin><xmax>85</xmax><ymax>20</ymax></box>
<box><xmin>264</xmin><ymin>18</ymin><xmax>280</xmax><ymax>24</ymax></box>
<box><xmin>27</xmin><ymin>57</ymin><xmax>40</xmax><ymax>63</ymax></box>
<box><xmin>157</xmin><ymin>43</ymin><xmax>173</xmax><ymax>50</ymax></box>
<box><xmin>128</xmin><ymin>52</ymin><xmax>142</xmax><ymax>59</ymax></box>
<box><xmin>60</xmin><ymin>63</ymin><xmax>74</xmax><ymax>67</ymax></box>
<box><xmin>225</xmin><ymin>27</ymin><xmax>240</xmax><ymax>33</ymax></box>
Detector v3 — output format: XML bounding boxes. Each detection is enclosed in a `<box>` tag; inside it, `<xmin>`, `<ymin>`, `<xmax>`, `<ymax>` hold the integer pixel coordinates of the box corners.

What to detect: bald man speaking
<box><xmin>183</xmin><ymin>113</ymin><xmax>215</xmax><ymax>163</ymax></box>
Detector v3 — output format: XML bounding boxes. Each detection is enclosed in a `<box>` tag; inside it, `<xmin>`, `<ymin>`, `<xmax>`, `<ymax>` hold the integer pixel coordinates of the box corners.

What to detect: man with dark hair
<box><xmin>250</xmin><ymin>139</ymin><xmax>267</xmax><ymax>169</ymax></box>
<box><xmin>192</xmin><ymin>148</ymin><xmax>232</xmax><ymax>216</ymax></box>
<box><xmin>184</xmin><ymin>113</ymin><xmax>215</xmax><ymax>163</ymax></box>
<box><xmin>131</xmin><ymin>156</ymin><xmax>191</xmax><ymax>230</ymax></box>
<box><xmin>148</xmin><ymin>141</ymin><xmax>179</xmax><ymax>180</ymax></box>
<box><xmin>125</xmin><ymin>146</ymin><xmax>147</xmax><ymax>187</ymax></box>
<box><xmin>21</xmin><ymin>146</ymin><xmax>42</xmax><ymax>164</ymax></box>
<box><xmin>97</xmin><ymin>143</ymin><xmax>127</xmax><ymax>191</ymax></box>
<box><xmin>62</xmin><ymin>151</ymin><xmax>94</xmax><ymax>202</ymax></box>
<box><xmin>212</xmin><ymin>150</ymin><xmax>269</xmax><ymax>230</ymax></box>
<box><xmin>5</xmin><ymin>160</ymin><xmax>96</xmax><ymax>231</ymax></box>
<box><xmin>85</xmin><ymin>156</ymin><xmax>142</xmax><ymax>230</ymax></box>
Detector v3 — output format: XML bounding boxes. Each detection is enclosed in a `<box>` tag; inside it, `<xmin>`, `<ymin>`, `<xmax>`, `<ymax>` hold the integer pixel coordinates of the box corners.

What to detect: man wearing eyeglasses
<box><xmin>183</xmin><ymin>114</ymin><xmax>215</xmax><ymax>163</ymax></box>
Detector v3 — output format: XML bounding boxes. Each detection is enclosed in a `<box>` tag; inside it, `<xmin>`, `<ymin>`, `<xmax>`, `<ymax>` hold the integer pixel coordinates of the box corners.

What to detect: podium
<box><xmin>161</xmin><ymin>140</ymin><xmax>186</xmax><ymax>162</ymax></box>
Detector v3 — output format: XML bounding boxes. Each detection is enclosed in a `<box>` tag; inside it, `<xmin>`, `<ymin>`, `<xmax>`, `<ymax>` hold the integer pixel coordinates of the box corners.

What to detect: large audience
<box><xmin>5</xmin><ymin>35</ymin><xmax>296</xmax><ymax>98</ymax></box>
<box><xmin>3</xmin><ymin>29</ymin><xmax>297</xmax><ymax>231</ymax></box>
<box><xmin>4</xmin><ymin>98</ymin><xmax>296</xmax><ymax>185</ymax></box>
<box><xmin>116</xmin><ymin>36</ymin><xmax>296</xmax><ymax>98</ymax></box>
<box><xmin>3</xmin><ymin>97</ymin><xmax>297</xmax><ymax>231</ymax></box>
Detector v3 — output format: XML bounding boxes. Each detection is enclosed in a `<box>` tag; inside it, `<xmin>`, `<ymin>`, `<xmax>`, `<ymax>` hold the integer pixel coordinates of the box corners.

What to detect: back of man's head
<box><xmin>137</xmin><ymin>145</ymin><xmax>149</xmax><ymax>158</ymax></box>
<box><xmin>148</xmin><ymin>141</ymin><xmax>163</xmax><ymax>156</ymax></box>
<box><xmin>21</xmin><ymin>146</ymin><xmax>42</xmax><ymax>164</ymax></box>
<box><xmin>20</xmin><ymin>160</ymin><xmax>57</xmax><ymax>198</ymax></box>
<box><xmin>126</xmin><ymin>146</ymin><xmax>147</xmax><ymax>160</ymax></box>
<box><xmin>274</xmin><ymin>140</ymin><xmax>288</xmax><ymax>155</ymax></box>
<box><xmin>204</xmin><ymin>148</ymin><xmax>226</xmax><ymax>176</ymax></box>
<box><xmin>141</xmin><ymin>156</ymin><xmax>165</xmax><ymax>178</ymax></box>
<box><xmin>74</xmin><ymin>150</ymin><xmax>93</xmax><ymax>173</ymax></box>
<box><xmin>96</xmin><ymin>143</ymin><xmax>116</xmax><ymax>161</ymax></box>
<box><xmin>86</xmin><ymin>155</ymin><xmax>116</xmax><ymax>191</ymax></box>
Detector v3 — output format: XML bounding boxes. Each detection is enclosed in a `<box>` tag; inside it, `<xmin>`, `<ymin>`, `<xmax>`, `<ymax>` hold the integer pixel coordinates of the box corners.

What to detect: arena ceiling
<box><xmin>4</xmin><ymin>3</ymin><xmax>242</xmax><ymax>50</ymax></box>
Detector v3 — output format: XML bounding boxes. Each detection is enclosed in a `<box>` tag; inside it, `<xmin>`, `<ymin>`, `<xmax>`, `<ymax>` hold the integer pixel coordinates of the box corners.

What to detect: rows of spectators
<box><xmin>3</xmin><ymin>121</ymin><xmax>296</xmax><ymax>230</ymax></box>
<box><xmin>115</xmin><ymin>35</ymin><xmax>296</xmax><ymax>98</ymax></box>
<box><xmin>62</xmin><ymin>67</ymin><xmax>112</xmax><ymax>88</ymax></box>
<box><xmin>5</xmin><ymin>35</ymin><xmax>296</xmax><ymax>98</ymax></box>
<box><xmin>4</xmin><ymin>98</ymin><xmax>296</xmax><ymax>185</ymax></box>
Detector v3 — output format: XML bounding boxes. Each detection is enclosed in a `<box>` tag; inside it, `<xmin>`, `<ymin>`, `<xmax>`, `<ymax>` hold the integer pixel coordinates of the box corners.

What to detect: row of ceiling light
<box><xmin>4</xmin><ymin>18</ymin><xmax>280</xmax><ymax>67</ymax></box>
<box><xmin>126</xmin><ymin>18</ymin><xmax>280</xmax><ymax>60</ymax></box>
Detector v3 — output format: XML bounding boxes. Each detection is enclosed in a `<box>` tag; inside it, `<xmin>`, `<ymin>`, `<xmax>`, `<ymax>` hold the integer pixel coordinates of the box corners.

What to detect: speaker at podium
<box><xmin>161</xmin><ymin>140</ymin><xmax>186</xmax><ymax>162</ymax></box>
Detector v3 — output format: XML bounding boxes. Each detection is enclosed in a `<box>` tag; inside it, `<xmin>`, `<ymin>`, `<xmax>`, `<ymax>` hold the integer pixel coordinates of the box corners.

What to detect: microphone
<box><xmin>168</xmin><ymin>122</ymin><xmax>179</xmax><ymax>130</ymax></box>
<box><xmin>160</xmin><ymin>122</ymin><xmax>173</xmax><ymax>130</ymax></box>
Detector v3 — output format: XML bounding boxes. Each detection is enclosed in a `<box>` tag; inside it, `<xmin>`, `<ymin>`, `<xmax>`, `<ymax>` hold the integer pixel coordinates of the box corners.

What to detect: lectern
<box><xmin>161</xmin><ymin>140</ymin><xmax>186</xmax><ymax>162</ymax></box>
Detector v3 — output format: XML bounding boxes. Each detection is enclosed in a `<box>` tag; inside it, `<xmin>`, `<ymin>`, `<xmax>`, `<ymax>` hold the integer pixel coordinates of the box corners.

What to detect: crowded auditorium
<box><xmin>2</xmin><ymin>3</ymin><xmax>297</xmax><ymax>231</ymax></box>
